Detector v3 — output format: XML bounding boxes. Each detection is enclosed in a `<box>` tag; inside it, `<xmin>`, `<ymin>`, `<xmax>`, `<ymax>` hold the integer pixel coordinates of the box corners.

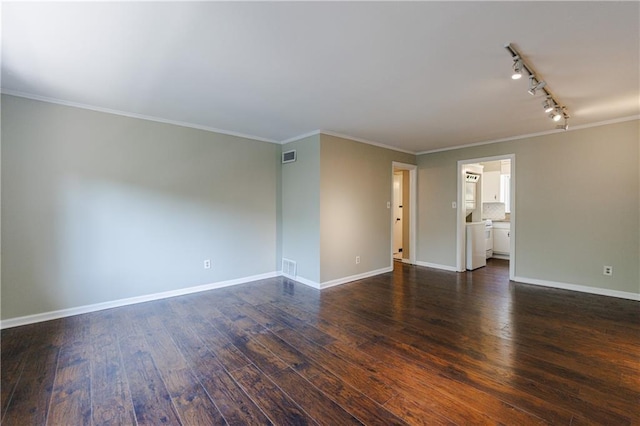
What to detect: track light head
<box><xmin>542</xmin><ymin>97</ymin><xmax>555</xmax><ymax>113</ymax></box>
<box><xmin>511</xmin><ymin>57</ymin><xmax>523</xmax><ymax>80</ymax></box>
<box><xmin>556</xmin><ymin>118</ymin><xmax>569</xmax><ymax>131</ymax></box>
<box><xmin>550</xmin><ymin>108</ymin><xmax>563</xmax><ymax>122</ymax></box>
<box><xmin>527</xmin><ymin>77</ymin><xmax>547</xmax><ymax>95</ymax></box>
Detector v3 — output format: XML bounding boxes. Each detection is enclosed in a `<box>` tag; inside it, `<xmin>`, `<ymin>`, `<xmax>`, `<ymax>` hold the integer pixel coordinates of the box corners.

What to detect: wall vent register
<box><xmin>282</xmin><ymin>150</ymin><xmax>297</xmax><ymax>164</ymax></box>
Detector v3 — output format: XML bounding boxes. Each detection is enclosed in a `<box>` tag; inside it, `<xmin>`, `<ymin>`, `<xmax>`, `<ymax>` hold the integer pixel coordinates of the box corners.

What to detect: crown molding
<box><xmin>417</xmin><ymin>115</ymin><xmax>640</xmax><ymax>155</ymax></box>
<box><xmin>1</xmin><ymin>89</ymin><xmax>279</xmax><ymax>144</ymax></box>
<box><xmin>281</xmin><ymin>129</ymin><xmax>417</xmax><ymax>155</ymax></box>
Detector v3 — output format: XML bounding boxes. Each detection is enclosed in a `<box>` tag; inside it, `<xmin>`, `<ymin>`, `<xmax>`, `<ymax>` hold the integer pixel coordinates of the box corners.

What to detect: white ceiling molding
<box><xmin>416</xmin><ymin>115</ymin><xmax>640</xmax><ymax>156</ymax></box>
<box><xmin>318</xmin><ymin>130</ymin><xmax>416</xmax><ymax>155</ymax></box>
<box><xmin>1</xmin><ymin>89</ymin><xmax>279</xmax><ymax>144</ymax></box>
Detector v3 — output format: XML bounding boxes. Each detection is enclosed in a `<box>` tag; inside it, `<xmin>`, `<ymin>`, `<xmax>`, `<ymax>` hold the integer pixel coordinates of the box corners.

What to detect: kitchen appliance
<box><xmin>465</xmin><ymin>173</ymin><xmax>480</xmax><ymax>211</ymax></box>
<box><xmin>466</xmin><ymin>222</ymin><xmax>487</xmax><ymax>270</ymax></box>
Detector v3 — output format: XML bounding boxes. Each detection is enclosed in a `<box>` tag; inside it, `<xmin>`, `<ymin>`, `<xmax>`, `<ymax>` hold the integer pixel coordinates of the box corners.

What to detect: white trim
<box><xmin>289</xmin><ymin>275</ymin><xmax>321</xmax><ymax>289</ymax></box>
<box><xmin>280</xmin><ymin>130</ymin><xmax>321</xmax><ymax>145</ymax></box>
<box><xmin>319</xmin><ymin>266</ymin><xmax>393</xmax><ymax>289</ymax></box>
<box><xmin>0</xmin><ymin>271</ymin><xmax>279</xmax><ymax>329</ymax></box>
<box><xmin>415</xmin><ymin>261</ymin><xmax>458</xmax><ymax>272</ymax></box>
<box><xmin>320</xmin><ymin>130</ymin><xmax>416</xmax><ymax>155</ymax></box>
<box><xmin>281</xmin><ymin>130</ymin><xmax>416</xmax><ymax>155</ymax></box>
<box><xmin>513</xmin><ymin>276</ymin><xmax>640</xmax><ymax>301</ymax></box>
<box><xmin>417</xmin><ymin>115</ymin><xmax>640</xmax><ymax>155</ymax></box>
<box><xmin>1</xmin><ymin>89</ymin><xmax>279</xmax><ymax>144</ymax></box>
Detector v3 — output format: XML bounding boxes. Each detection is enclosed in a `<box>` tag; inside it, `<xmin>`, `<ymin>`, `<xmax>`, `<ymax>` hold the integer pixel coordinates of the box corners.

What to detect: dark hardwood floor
<box><xmin>2</xmin><ymin>259</ymin><xmax>639</xmax><ymax>425</ymax></box>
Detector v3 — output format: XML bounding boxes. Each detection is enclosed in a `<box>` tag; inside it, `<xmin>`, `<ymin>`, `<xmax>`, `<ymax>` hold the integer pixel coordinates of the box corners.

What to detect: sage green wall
<box><xmin>417</xmin><ymin>120</ymin><xmax>640</xmax><ymax>295</ymax></box>
<box><xmin>320</xmin><ymin>134</ymin><xmax>415</xmax><ymax>283</ymax></box>
<box><xmin>1</xmin><ymin>95</ymin><xmax>280</xmax><ymax>320</ymax></box>
<box><xmin>281</xmin><ymin>135</ymin><xmax>321</xmax><ymax>283</ymax></box>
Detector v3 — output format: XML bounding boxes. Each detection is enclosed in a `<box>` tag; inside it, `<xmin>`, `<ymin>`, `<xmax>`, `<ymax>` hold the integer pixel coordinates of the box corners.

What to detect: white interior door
<box><xmin>393</xmin><ymin>173</ymin><xmax>403</xmax><ymax>259</ymax></box>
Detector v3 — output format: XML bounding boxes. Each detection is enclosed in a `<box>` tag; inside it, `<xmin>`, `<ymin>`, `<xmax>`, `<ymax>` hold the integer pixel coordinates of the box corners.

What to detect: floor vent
<box><xmin>282</xmin><ymin>258</ymin><xmax>297</xmax><ymax>277</ymax></box>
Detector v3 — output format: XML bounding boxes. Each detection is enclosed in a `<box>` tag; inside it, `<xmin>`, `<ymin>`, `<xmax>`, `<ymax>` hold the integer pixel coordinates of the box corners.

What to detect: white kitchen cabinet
<box><xmin>482</xmin><ymin>171</ymin><xmax>500</xmax><ymax>202</ymax></box>
<box><xmin>501</xmin><ymin>160</ymin><xmax>511</xmax><ymax>175</ymax></box>
<box><xmin>493</xmin><ymin>222</ymin><xmax>510</xmax><ymax>255</ymax></box>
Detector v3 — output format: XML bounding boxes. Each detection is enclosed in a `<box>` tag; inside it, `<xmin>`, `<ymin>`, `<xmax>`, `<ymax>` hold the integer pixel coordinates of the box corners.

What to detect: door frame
<box><xmin>456</xmin><ymin>154</ymin><xmax>516</xmax><ymax>279</ymax></box>
<box><xmin>391</xmin><ymin>162</ymin><xmax>417</xmax><ymax>266</ymax></box>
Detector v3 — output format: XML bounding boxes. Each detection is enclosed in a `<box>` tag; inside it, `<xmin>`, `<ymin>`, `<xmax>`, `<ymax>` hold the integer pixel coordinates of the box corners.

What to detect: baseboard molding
<box><xmin>289</xmin><ymin>275</ymin><xmax>321</xmax><ymax>289</ymax></box>
<box><xmin>0</xmin><ymin>271</ymin><xmax>280</xmax><ymax>329</ymax></box>
<box><xmin>402</xmin><ymin>258</ymin><xmax>413</xmax><ymax>264</ymax></box>
<box><xmin>284</xmin><ymin>267</ymin><xmax>394</xmax><ymax>290</ymax></box>
<box><xmin>415</xmin><ymin>261</ymin><xmax>458</xmax><ymax>272</ymax></box>
<box><xmin>319</xmin><ymin>266</ymin><xmax>393</xmax><ymax>289</ymax></box>
<box><xmin>513</xmin><ymin>276</ymin><xmax>640</xmax><ymax>301</ymax></box>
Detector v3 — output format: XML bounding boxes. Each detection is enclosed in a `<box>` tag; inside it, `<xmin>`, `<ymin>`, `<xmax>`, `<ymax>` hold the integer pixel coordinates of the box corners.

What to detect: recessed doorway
<box><xmin>456</xmin><ymin>154</ymin><xmax>516</xmax><ymax>279</ymax></box>
<box><xmin>391</xmin><ymin>162</ymin><xmax>417</xmax><ymax>267</ymax></box>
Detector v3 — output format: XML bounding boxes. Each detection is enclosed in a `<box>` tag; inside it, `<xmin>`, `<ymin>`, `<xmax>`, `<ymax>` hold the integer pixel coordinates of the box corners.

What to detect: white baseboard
<box><xmin>288</xmin><ymin>275</ymin><xmax>321</xmax><ymax>289</ymax></box>
<box><xmin>415</xmin><ymin>261</ymin><xmax>458</xmax><ymax>272</ymax></box>
<box><xmin>0</xmin><ymin>271</ymin><xmax>280</xmax><ymax>329</ymax></box>
<box><xmin>513</xmin><ymin>276</ymin><xmax>640</xmax><ymax>301</ymax></box>
<box><xmin>283</xmin><ymin>267</ymin><xmax>393</xmax><ymax>290</ymax></box>
<box><xmin>319</xmin><ymin>266</ymin><xmax>393</xmax><ymax>289</ymax></box>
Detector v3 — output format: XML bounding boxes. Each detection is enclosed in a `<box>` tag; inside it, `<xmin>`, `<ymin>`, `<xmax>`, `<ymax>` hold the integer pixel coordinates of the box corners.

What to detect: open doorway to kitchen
<box><xmin>391</xmin><ymin>162</ymin><xmax>417</xmax><ymax>268</ymax></box>
<box><xmin>456</xmin><ymin>154</ymin><xmax>515</xmax><ymax>280</ymax></box>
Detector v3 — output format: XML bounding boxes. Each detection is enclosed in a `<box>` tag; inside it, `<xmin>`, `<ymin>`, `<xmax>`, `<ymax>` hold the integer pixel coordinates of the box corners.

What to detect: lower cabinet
<box><xmin>493</xmin><ymin>223</ymin><xmax>510</xmax><ymax>255</ymax></box>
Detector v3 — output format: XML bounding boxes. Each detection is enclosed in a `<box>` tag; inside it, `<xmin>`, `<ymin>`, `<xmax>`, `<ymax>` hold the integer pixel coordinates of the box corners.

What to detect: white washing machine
<box><xmin>466</xmin><ymin>222</ymin><xmax>487</xmax><ymax>270</ymax></box>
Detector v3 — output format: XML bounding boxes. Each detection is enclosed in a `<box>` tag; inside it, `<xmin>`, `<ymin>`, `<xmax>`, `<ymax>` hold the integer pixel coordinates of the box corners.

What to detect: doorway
<box><xmin>391</xmin><ymin>162</ymin><xmax>417</xmax><ymax>267</ymax></box>
<box><xmin>456</xmin><ymin>154</ymin><xmax>516</xmax><ymax>279</ymax></box>
<box><xmin>393</xmin><ymin>171</ymin><xmax>404</xmax><ymax>260</ymax></box>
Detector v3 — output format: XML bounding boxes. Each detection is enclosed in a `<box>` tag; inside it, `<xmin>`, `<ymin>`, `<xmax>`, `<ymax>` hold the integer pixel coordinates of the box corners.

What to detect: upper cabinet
<box><xmin>501</xmin><ymin>159</ymin><xmax>511</xmax><ymax>175</ymax></box>
<box><xmin>482</xmin><ymin>171</ymin><xmax>500</xmax><ymax>202</ymax></box>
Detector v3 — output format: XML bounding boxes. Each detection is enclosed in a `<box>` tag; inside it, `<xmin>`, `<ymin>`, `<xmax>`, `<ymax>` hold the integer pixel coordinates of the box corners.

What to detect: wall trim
<box><xmin>513</xmin><ymin>276</ymin><xmax>640</xmax><ymax>301</ymax></box>
<box><xmin>0</xmin><ymin>271</ymin><xmax>280</xmax><ymax>329</ymax></box>
<box><xmin>289</xmin><ymin>275</ymin><xmax>321</xmax><ymax>289</ymax></box>
<box><xmin>417</xmin><ymin>115</ymin><xmax>640</xmax><ymax>155</ymax></box>
<box><xmin>1</xmin><ymin>89</ymin><xmax>278</xmax><ymax>144</ymax></box>
<box><xmin>415</xmin><ymin>261</ymin><xmax>458</xmax><ymax>272</ymax></box>
<box><xmin>280</xmin><ymin>130</ymin><xmax>417</xmax><ymax>155</ymax></box>
<box><xmin>280</xmin><ymin>130</ymin><xmax>322</xmax><ymax>145</ymax></box>
<box><xmin>319</xmin><ymin>266</ymin><xmax>394</xmax><ymax>289</ymax></box>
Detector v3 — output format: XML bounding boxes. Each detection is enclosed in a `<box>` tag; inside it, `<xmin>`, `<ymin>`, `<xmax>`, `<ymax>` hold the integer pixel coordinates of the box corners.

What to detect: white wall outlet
<box><xmin>452</xmin><ymin>201</ymin><xmax>457</xmax><ymax>209</ymax></box>
<box><xmin>603</xmin><ymin>265</ymin><xmax>613</xmax><ymax>276</ymax></box>
<box><xmin>386</xmin><ymin>201</ymin><xmax>391</xmax><ymax>209</ymax></box>
<box><xmin>355</xmin><ymin>256</ymin><xmax>361</xmax><ymax>264</ymax></box>
<box><xmin>204</xmin><ymin>259</ymin><xmax>211</xmax><ymax>269</ymax></box>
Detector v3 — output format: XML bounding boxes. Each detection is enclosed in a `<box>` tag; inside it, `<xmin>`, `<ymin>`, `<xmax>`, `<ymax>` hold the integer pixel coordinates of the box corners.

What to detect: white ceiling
<box><xmin>3</xmin><ymin>2</ymin><xmax>639</xmax><ymax>153</ymax></box>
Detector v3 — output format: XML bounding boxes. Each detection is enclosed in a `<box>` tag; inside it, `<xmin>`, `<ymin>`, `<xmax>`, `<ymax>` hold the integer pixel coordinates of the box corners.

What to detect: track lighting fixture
<box><xmin>542</xmin><ymin>97</ymin><xmax>554</xmax><ymax>113</ymax></box>
<box><xmin>528</xmin><ymin>76</ymin><xmax>547</xmax><ymax>96</ymax></box>
<box><xmin>505</xmin><ymin>43</ymin><xmax>570</xmax><ymax>130</ymax></box>
<box><xmin>511</xmin><ymin>57</ymin><xmax>523</xmax><ymax>80</ymax></box>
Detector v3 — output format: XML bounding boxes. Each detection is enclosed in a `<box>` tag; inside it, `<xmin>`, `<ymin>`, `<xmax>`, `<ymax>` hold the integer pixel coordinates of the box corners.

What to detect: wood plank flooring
<box><xmin>2</xmin><ymin>259</ymin><xmax>639</xmax><ymax>425</ymax></box>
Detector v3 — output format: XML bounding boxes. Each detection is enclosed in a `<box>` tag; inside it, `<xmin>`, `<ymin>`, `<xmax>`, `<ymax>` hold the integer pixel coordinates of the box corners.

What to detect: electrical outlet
<box><xmin>204</xmin><ymin>259</ymin><xmax>211</xmax><ymax>269</ymax></box>
<box><xmin>355</xmin><ymin>256</ymin><xmax>361</xmax><ymax>264</ymax></box>
<box><xmin>386</xmin><ymin>201</ymin><xmax>391</xmax><ymax>209</ymax></box>
<box><xmin>603</xmin><ymin>265</ymin><xmax>613</xmax><ymax>276</ymax></box>
<box><xmin>452</xmin><ymin>201</ymin><xmax>457</xmax><ymax>209</ymax></box>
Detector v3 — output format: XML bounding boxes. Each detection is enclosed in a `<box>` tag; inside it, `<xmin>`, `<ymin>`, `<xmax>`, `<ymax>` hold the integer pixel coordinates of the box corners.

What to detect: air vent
<box><xmin>282</xmin><ymin>258</ymin><xmax>297</xmax><ymax>278</ymax></box>
<box><xmin>282</xmin><ymin>150</ymin><xmax>296</xmax><ymax>164</ymax></box>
